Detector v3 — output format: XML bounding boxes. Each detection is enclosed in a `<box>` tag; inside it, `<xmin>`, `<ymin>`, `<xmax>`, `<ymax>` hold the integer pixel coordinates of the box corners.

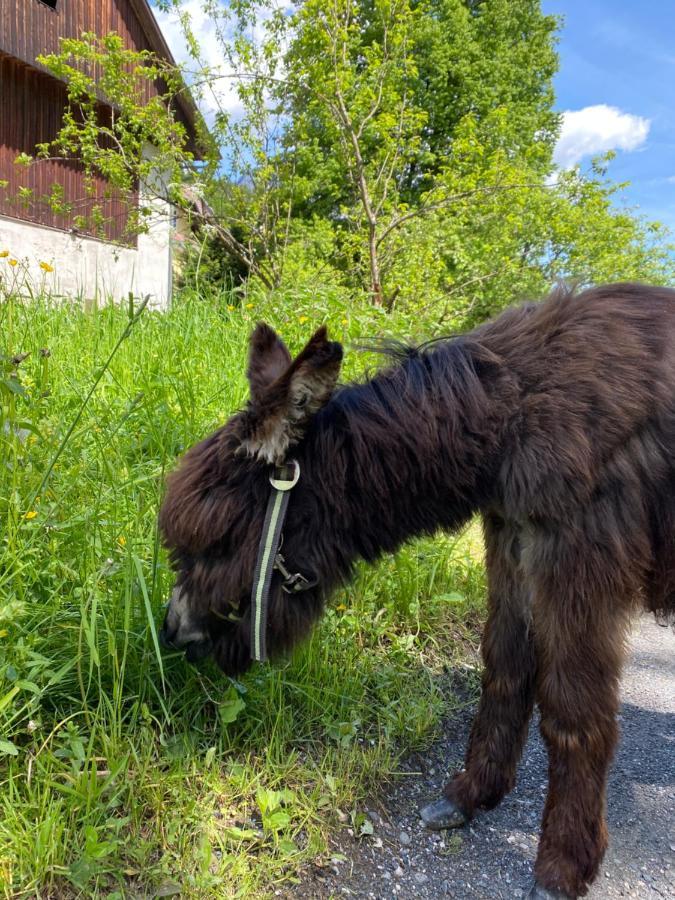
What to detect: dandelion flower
<box><xmin>24</xmin><ymin>510</ymin><xmax>38</xmax><ymax>520</ymax></box>
<box><xmin>0</xmin><ymin>250</ymin><xmax>9</xmax><ymax>258</ymax></box>
<box><xmin>39</xmin><ymin>261</ymin><xmax>54</xmax><ymax>273</ymax></box>
<box><xmin>117</xmin><ymin>535</ymin><xmax>126</xmax><ymax>547</ymax></box>
<box><xmin>298</xmin><ymin>315</ymin><xmax>308</xmax><ymax>324</ymax></box>
<box><xmin>342</xmin><ymin>318</ymin><xmax>348</xmax><ymax>325</ymax></box>
<box><xmin>336</xmin><ymin>603</ymin><xmax>347</xmax><ymax>612</ymax></box>
<box><xmin>227</xmin><ymin>304</ymin><xmax>235</xmax><ymax>311</ymax></box>
<box><xmin>8</xmin><ymin>259</ymin><xmax>18</xmax><ymax>267</ymax></box>
<box><xmin>246</xmin><ymin>303</ymin><xmax>254</xmax><ymax>309</ymax></box>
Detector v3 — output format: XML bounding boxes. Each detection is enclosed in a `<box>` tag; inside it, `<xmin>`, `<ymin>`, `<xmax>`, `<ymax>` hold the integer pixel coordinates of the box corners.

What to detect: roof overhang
<box><xmin>128</xmin><ymin>0</ymin><xmax>214</xmax><ymax>161</ymax></box>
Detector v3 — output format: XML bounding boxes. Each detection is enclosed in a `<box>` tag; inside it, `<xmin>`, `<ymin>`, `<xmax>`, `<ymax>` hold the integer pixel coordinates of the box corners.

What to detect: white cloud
<box><xmin>553</xmin><ymin>104</ymin><xmax>650</xmax><ymax>168</ymax></box>
<box><xmin>152</xmin><ymin>1</ymin><xmax>242</xmax><ymax>119</ymax></box>
<box><xmin>152</xmin><ymin>0</ymin><xmax>292</xmax><ymax>125</ymax></box>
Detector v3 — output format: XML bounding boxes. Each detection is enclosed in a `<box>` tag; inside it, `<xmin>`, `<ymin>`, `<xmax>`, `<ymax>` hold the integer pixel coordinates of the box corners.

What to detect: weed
<box><xmin>0</xmin><ymin>286</ymin><xmax>485</xmax><ymax>897</ymax></box>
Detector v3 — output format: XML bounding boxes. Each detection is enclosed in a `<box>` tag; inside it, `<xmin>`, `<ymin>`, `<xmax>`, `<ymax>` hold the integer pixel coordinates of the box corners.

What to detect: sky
<box><xmin>542</xmin><ymin>0</ymin><xmax>675</xmax><ymax>231</ymax></box>
<box><xmin>152</xmin><ymin>0</ymin><xmax>675</xmax><ymax>232</ymax></box>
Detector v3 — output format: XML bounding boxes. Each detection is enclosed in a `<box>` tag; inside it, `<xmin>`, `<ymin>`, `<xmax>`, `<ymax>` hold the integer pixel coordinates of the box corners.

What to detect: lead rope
<box><xmin>250</xmin><ymin>460</ymin><xmax>300</xmax><ymax>662</ymax></box>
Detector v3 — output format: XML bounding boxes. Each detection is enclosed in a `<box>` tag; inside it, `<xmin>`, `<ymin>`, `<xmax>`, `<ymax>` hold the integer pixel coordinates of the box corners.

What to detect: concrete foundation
<box><xmin>0</xmin><ymin>191</ymin><xmax>174</xmax><ymax>310</ymax></box>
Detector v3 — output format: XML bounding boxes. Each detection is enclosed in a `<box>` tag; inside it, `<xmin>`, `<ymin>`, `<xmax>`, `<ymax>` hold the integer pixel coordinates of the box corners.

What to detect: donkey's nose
<box><xmin>159</xmin><ymin>587</ymin><xmax>212</xmax><ymax>662</ymax></box>
<box><xmin>184</xmin><ymin>636</ymin><xmax>214</xmax><ymax>663</ymax></box>
<box><xmin>159</xmin><ymin>620</ymin><xmax>177</xmax><ymax>649</ymax></box>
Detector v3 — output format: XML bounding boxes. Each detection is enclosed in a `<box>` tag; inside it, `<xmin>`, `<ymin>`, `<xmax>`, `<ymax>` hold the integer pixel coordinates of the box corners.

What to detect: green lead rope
<box><xmin>250</xmin><ymin>461</ymin><xmax>300</xmax><ymax>662</ymax></box>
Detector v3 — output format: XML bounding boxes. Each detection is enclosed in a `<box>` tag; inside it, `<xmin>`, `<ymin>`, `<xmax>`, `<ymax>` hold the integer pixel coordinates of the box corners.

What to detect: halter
<box><xmin>249</xmin><ymin>459</ymin><xmax>317</xmax><ymax>662</ymax></box>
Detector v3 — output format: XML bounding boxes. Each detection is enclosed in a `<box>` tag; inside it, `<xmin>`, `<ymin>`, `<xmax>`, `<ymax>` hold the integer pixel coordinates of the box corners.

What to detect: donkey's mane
<box><xmin>324</xmin><ymin>333</ymin><xmax>499</xmax><ymax>441</ymax></box>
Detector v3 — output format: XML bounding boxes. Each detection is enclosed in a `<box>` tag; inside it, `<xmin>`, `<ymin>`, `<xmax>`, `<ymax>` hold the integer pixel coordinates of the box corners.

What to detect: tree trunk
<box><xmin>368</xmin><ymin>223</ymin><xmax>383</xmax><ymax>306</ymax></box>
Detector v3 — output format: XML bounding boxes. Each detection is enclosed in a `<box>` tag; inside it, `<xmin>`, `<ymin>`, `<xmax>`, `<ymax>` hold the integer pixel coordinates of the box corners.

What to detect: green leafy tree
<box><xmin>410</xmin><ymin>0</ymin><xmax>560</xmax><ymax>189</ymax></box>
<box><xmin>285</xmin><ymin>0</ymin><xmax>427</xmax><ymax>305</ymax></box>
<box><xmin>156</xmin><ymin>0</ymin><xmax>297</xmax><ymax>288</ymax></box>
<box><xmin>6</xmin><ymin>2</ymin><xmax>673</xmax><ymax>315</ymax></box>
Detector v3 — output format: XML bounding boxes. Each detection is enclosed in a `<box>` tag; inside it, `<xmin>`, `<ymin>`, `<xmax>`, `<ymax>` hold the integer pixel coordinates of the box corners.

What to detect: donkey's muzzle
<box><xmin>160</xmin><ymin>587</ymin><xmax>213</xmax><ymax>664</ymax></box>
<box><xmin>159</xmin><ymin>618</ymin><xmax>213</xmax><ymax>663</ymax></box>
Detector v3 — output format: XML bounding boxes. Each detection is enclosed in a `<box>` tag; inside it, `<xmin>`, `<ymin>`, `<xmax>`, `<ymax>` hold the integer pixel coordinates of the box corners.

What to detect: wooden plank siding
<box><xmin>1</xmin><ymin>0</ymin><xmax>155</xmax><ymax>79</ymax></box>
<box><xmin>0</xmin><ymin>53</ymin><xmax>138</xmax><ymax>245</ymax></box>
<box><xmin>0</xmin><ymin>0</ymin><xmax>203</xmax><ymax>245</ymax></box>
<box><xmin>0</xmin><ymin>0</ymin><xmax>200</xmax><ymax>149</ymax></box>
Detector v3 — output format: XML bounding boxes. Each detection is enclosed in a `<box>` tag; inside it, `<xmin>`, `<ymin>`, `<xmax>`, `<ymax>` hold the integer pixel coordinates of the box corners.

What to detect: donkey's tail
<box><xmin>645</xmin><ymin>473</ymin><xmax>675</xmax><ymax>626</ymax></box>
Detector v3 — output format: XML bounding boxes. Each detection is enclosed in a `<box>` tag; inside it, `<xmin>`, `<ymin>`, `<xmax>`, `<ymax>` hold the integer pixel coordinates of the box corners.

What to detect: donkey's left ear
<box><xmin>242</xmin><ymin>326</ymin><xmax>343</xmax><ymax>464</ymax></box>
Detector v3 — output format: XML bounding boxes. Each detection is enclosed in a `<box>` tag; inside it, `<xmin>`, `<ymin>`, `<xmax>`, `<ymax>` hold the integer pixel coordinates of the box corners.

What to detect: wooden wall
<box><xmin>0</xmin><ymin>0</ymin><xmax>201</xmax><ymax>244</ymax></box>
<box><xmin>1</xmin><ymin>0</ymin><xmax>156</xmax><ymax>74</ymax></box>
<box><xmin>0</xmin><ymin>54</ymin><xmax>137</xmax><ymax>245</ymax></box>
<box><xmin>0</xmin><ymin>0</ymin><xmax>198</xmax><ymax>145</ymax></box>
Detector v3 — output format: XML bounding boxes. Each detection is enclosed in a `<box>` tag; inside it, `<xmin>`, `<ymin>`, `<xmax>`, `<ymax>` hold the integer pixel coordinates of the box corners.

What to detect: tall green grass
<box><xmin>0</xmin><ymin>285</ymin><xmax>485</xmax><ymax>898</ymax></box>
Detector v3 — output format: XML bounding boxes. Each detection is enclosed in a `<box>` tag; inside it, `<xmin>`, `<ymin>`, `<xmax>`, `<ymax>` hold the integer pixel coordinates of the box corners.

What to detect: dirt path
<box><xmin>291</xmin><ymin>617</ymin><xmax>675</xmax><ymax>899</ymax></box>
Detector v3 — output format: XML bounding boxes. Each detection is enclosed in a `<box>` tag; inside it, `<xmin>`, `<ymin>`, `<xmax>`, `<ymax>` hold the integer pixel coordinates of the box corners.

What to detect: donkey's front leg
<box><xmin>531</xmin><ymin>580</ymin><xmax>629</xmax><ymax>899</ymax></box>
<box><xmin>422</xmin><ymin>515</ymin><xmax>536</xmax><ymax>828</ymax></box>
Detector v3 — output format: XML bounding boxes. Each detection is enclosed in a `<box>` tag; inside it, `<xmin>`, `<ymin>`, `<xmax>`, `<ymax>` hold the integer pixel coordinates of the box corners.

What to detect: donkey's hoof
<box><xmin>526</xmin><ymin>883</ymin><xmax>572</xmax><ymax>900</ymax></box>
<box><xmin>419</xmin><ymin>797</ymin><xmax>467</xmax><ymax>830</ymax></box>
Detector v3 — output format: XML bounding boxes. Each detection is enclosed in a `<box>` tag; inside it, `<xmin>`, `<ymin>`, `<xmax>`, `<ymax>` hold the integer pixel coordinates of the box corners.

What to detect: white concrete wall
<box><xmin>0</xmin><ymin>178</ymin><xmax>174</xmax><ymax>310</ymax></box>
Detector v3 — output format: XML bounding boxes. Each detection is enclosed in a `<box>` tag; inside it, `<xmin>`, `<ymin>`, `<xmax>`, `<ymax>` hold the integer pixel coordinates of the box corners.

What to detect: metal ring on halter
<box><xmin>269</xmin><ymin>459</ymin><xmax>300</xmax><ymax>491</ymax></box>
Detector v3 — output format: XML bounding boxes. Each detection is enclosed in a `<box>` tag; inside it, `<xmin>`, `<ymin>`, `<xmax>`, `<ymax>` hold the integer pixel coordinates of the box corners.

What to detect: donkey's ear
<box><xmin>247</xmin><ymin>322</ymin><xmax>293</xmax><ymax>405</ymax></box>
<box><xmin>242</xmin><ymin>325</ymin><xmax>343</xmax><ymax>463</ymax></box>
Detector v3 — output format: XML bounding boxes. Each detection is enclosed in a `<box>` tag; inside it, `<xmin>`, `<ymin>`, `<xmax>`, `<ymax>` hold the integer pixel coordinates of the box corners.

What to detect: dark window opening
<box><xmin>39</xmin><ymin>0</ymin><xmax>58</xmax><ymax>9</ymax></box>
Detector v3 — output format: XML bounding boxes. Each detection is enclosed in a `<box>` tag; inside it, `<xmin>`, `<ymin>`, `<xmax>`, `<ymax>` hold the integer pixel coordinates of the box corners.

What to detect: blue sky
<box><xmin>153</xmin><ymin>0</ymin><xmax>675</xmax><ymax>233</ymax></box>
<box><xmin>543</xmin><ymin>0</ymin><xmax>675</xmax><ymax>231</ymax></box>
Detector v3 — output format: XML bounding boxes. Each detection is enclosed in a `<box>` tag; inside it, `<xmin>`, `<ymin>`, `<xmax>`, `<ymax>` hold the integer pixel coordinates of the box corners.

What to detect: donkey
<box><xmin>158</xmin><ymin>282</ymin><xmax>675</xmax><ymax>899</ymax></box>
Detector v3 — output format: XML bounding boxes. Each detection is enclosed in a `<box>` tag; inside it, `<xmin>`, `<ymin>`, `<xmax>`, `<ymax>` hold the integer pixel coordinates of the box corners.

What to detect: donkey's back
<box><xmin>477</xmin><ymin>282</ymin><xmax>675</xmax><ymax>623</ymax></box>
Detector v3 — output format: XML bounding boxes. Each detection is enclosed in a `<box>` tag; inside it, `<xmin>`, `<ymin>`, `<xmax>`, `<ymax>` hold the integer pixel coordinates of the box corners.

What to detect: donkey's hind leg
<box><xmin>530</xmin><ymin>553</ymin><xmax>632</xmax><ymax>898</ymax></box>
<box><xmin>422</xmin><ymin>514</ymin><xmax>536</xmax><ymax>828</ymax></box>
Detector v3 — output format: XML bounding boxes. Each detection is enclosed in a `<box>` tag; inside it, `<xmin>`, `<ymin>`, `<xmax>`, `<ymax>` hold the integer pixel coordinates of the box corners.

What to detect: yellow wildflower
<box><xmin>298</xmin><ymin>315</ymin><xmax>308</xmax><ymax>324</ymax></box>
<box><xmin>39</xmin><ymin>261</ymin><xmax>54</xmax><ymax>273</ymax></box>
<box><xmin>246</xmin><ymin>303</ymin><xmax>254</xmax><ymax>309</ymax></box>
<box><xmin>342</xmin><ymin>318</ymin><xmax>348</xmax><ymax>326</ymax></box>
<box><xmin>117</xmin><ymin>536</ymin><xmax>126</xmax><ymax>547</ymax></box>
<box><xmin>24</xmin><ymin>510</ymin><xmax>38</xmax><ymax>520</ymax></box>
<box><xmin>336</xmin><ymin>603</ymin><xmax>347</xmax><ymax>612</ymax></box>
<box><xmin>8</xmin><ymin>259</ymin><xmax>18</xmax><ymax>267</ymax></box>
<box><xmin>0</xmin><ymin>629</ymin><xmax>7</xmax><ymax>638</ymax></box>
<box><xmin>0</xmin><ymin>250</ymin><xmax>9</xmax><ymax>258</ymax></box>
<box><xmin>227</xmin><ymin>304</ymin><xmax>235</xmax><ymax>311</ymax></box>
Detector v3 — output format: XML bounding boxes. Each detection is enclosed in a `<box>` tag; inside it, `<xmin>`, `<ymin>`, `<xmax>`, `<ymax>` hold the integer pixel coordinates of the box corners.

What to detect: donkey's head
<box><xmin>158</xmin><ymin>323</ymin><xmax>343</xmax><ymax>676</ymax></box>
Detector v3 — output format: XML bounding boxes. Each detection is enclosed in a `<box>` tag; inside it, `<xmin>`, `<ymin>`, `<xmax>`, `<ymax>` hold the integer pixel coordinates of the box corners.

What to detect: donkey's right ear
<box><xmin>247</xmin><ymin>322</ymin><xmax>293</xmax><ymax>405</ymax></box>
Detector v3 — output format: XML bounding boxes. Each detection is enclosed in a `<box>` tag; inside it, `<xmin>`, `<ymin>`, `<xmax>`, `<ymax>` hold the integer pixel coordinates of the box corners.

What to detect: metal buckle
<box><xmin>269</xmin><ymin>458</ymin><xmax>300</xmax><ymax>491</ymax></box>
<box><xmin>282</xmin><ymin>572</ymin><xmax>313</xmax><ymax>594</ymax></box>
<box><xmin>274</xmin><ymin>552</ymin><xmax>317</xmax><ymax>594</ymax></box>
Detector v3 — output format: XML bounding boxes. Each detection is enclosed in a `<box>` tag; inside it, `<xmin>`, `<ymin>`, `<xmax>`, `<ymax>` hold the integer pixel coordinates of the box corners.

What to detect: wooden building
<box><xmin>0</xmin><ymin>0</ymin><xmax>202</xmax><ymax>307</ymax></box>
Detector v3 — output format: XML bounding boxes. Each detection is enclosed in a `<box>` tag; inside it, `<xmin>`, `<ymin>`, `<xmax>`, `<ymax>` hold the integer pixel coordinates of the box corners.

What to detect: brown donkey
<box><xmin>159</xmin><ymin>283</ymin><xmax>675</xmax><ymax>899</ymax></box>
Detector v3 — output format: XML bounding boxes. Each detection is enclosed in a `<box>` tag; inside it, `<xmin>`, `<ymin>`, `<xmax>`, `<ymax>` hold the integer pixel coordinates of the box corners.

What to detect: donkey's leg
<box><xmin>530</xmin><ymin>568</ymin><xmax>630</xmax><ymax>898</ymax></box>
<box><xmin>422</xmin><ymin>514</ymin><xmax>536</xmax><ymax>828</ymax></box>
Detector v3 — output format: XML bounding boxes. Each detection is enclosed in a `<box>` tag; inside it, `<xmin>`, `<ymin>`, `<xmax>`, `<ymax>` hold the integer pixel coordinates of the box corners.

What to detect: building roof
<box><xmin>127</xmin><ymin>0</ymin><xmax>209</xmax><ymax>159</ymax></box>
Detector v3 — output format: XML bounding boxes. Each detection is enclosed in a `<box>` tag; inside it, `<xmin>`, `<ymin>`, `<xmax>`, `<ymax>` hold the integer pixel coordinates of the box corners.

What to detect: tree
<box><xmin>8</xmin><ymin>2</ymin><xmax>672</xmax><ymax>316</ymax></box>
<box><xmin>13</xmin><ymin>29</ymin><xmax>286</xmax><ymax>290</ymax></box>
<box><xmin>281</xmin><ymin>0</ymin><xmax>567</xmax><ymax>307</ymax></box>
<box><xmin>410</xmin><ymin>0</ymin><xmax>560</xmax><ymax>190</ymax></box>
<box><xmin>285</xmin><ymin>0</ymin><xmax>427</xmax><ymax>305</ymax></box>
<box><xmin>157</xmin><ymin>0</ymin><xmax>297</xmax><ymax>289</ymax></box>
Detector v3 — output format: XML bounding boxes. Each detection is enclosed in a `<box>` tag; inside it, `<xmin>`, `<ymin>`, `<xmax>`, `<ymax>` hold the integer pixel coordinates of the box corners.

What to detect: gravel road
<box><xmin>291</xmin><ymin>616</ymin><xmax>674</xmax><ymax>900</ymax></box>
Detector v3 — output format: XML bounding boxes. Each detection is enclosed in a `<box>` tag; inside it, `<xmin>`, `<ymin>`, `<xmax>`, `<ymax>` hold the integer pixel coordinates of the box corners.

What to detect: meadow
<box><xmin>0</xmin><ymin>281</ymin><xmax>486</xmax><ymax>898</ymax></box>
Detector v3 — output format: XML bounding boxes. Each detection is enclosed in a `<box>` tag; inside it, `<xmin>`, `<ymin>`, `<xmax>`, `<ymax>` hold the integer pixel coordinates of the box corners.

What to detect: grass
<box><xmin>0</xmin><ymin>282</ymin><xmax>486</xmax><ymax>898</ymax></box>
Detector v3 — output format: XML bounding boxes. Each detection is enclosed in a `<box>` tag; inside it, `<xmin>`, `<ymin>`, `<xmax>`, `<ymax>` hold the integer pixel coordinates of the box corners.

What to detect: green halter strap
<box><xmin>250</xmin><ymin>459</ymin><xmax>301</xmax><ymax>662</ymax></box>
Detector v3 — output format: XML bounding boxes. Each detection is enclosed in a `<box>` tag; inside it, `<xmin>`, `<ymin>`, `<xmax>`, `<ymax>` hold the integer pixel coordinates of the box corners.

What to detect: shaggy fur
<box><xmin>159</xmin><ymin>282</ymin><xmax>675</xmax><ymax>898</ymax></box>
